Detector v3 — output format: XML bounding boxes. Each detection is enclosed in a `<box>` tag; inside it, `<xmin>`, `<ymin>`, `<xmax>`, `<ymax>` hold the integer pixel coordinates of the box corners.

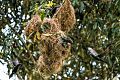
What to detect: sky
<box><xmin>0</xmin><ymin>60</ymin><xmax>18</xmax><ymax>80</ymax></box>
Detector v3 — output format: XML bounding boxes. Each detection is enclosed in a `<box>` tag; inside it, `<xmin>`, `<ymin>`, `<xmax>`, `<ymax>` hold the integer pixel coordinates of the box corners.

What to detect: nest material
<box><xmin>53</xmin><ymin>0</ymin><xmax>76</xmax><ymax>33</ymax></box>
<box><xmin>25</xmin><ymin>16</ymin><xmax>61</xmax><ymax>41</ymax></box>
<box><xmin>25</xmin><ymin>0</ymin><xmax>76</xmax><ymax>37</ymax></box>
<box><xmin>37</xmin><ymin>32</ymin><xmax>71</xmax><ymax>78</ymax></box>
<box><xmin>42</xmin><ymin>18</ymin><xmax>61</xmax><ymax>33</ymax></box>
<box><xmin>24</xmin><ymin>0</ymin><xmax>76</xmax><ymax>78</ymax></box>
<box><xmin>25</xmin><ymin>14</ymin><xmax>42</xmax><ymax>37</ymax></box>
<box><xmin>37</xmin><ymin>54</ymin><xmax>63</xmax><ymax>78</ymax></box>
<box><xmin>39</xmin><ymin>31</ymin><xmax>71</xmax><ymax>59</ymax></box>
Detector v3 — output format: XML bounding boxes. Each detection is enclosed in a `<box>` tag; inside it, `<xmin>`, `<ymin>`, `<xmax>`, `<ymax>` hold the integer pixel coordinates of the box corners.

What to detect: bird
<box><xmin>9</xmin><ymin>59</ymin><xmax>22</xmax><ymax>79</ymax></box>
<box><xmin>87</xmin><ymin>47</ymin><xmax>107</xmax><ymax>63</ymax></box>
<box><xmin>60</xmin><ymin>36</ymin><xmax>73</xmax><ymax>48</ymax></box>
<box><xmin>88</xmin><ymin>47</ymin><xmax>99</xmax><ymax>57</ymax></box>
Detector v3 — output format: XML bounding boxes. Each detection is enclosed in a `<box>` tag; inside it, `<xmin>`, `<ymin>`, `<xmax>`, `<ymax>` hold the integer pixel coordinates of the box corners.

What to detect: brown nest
<box><xmin>53</xmin><ymin>0</ymin><xmax>76</xmax><ymax>33</ymax></box>
<box><xmin>25</xmin><ymin>14</ymin><xmax>42</xmax><ymax>38</ymax></box>
<box><xmin>24</xmin><ymin>0</ymin><xmax>76</xmax><ymax>79</ymax></box>
<box><xmin>37</xmin><ymin>32</ymin><xmax>71</xmax><ymax>78</ymax></box>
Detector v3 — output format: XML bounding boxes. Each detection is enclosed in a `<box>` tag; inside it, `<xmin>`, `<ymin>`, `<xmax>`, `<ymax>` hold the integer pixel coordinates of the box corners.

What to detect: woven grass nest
<box><xmin>24</xmin><ymin>0</ymin><xmax>76</xmax><ymax>79</ymax></box>
<box><xmin>37</xmin><ymin>32</ymin><xmax>71</xmax><ymax>78</ymax></box>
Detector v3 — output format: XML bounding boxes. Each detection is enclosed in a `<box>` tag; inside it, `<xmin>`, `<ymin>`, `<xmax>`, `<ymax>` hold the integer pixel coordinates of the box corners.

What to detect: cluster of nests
<box><xmin>25</xmin><ymin>0</ymin><xmax>76</xmax><ymax>79</ymax></box>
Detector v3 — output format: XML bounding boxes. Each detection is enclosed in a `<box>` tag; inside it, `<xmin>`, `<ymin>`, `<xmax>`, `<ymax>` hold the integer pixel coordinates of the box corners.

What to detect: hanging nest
<box><xmin>24</xmin><ymin>0</ymin><xmax>76</xmax><ymax>79</ymax></box>
<box><xmin>39</xmin><ymin>31</ymin><xmax>71</xmax><ymax>60</ymax></box>
<box><xmin>53</xmin><ymin>0</ymin><xmax>76</xmax><ymax>33</ymax></box>
<box><xmin>25</xmin><ymin>15</ymin><xmax>71</xmax><ymax>78</ymax></box>
<box><xmin>37</xmin><ymin>53</ymin><xmax>63</xmax><ymax>79</ymax></box>
<box><xmin>24</xmin><ymin>15</ymin><xmax>61</xmax><ymax>41</ymax></box>
<box><xmin>37</xmin><ymin>31</ymin><xmax>71</xmax><ymax>79</ymax></box>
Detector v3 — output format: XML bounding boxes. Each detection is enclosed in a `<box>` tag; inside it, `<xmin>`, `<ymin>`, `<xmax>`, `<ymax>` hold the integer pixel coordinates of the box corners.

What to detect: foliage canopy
<box><xmin>0</xmin><ymin>0</ymin><xmax>120</xmax><ymax>80</ymax></box>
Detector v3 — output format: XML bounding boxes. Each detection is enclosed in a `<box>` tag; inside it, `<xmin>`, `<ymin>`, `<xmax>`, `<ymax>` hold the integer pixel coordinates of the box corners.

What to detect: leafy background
<box><xmin>0</xmin><ymin>0</ymin><xmax>120</xmax><ymax>80</ymax></box>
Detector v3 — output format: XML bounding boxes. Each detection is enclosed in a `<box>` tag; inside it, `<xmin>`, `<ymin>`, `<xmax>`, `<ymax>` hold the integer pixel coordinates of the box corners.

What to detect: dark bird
<box><xmin>51</xmin><ymin>6</ymin><xmax>60</xmax><ymax>15</ymax></box>
<box><xmin>60</xmin><ymin>36</ymin><xmax>73</xmax><ymax>48</ymax></box>
<box><xmin>9</xmin><ymin>59</ymin><xmax>22</xmax><ymax>79</ymax></box>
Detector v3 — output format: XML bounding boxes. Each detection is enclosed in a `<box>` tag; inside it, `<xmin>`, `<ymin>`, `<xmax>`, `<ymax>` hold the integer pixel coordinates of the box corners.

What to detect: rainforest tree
<box><xmin>0</xmin><ymin>0</ymin><xmax>120</xmax><ymax>80</ymax></box>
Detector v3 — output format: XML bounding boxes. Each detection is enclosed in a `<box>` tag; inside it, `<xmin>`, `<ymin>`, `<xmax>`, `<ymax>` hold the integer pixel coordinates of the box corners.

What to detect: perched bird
<box><xmin>60</xmin><ymin>36</ymin><xmax>73</xmax><ymax>48</ymax></box>
<box><xmin>9</xmin><ymin>59</ymin><xmax>22</xmax><ymax>79</ymax></box>
<box><xmin>51</xmin><ymin>6</ymin><xmax>60</xmax><ymax>15</ymax></box>
<box><xmin>87</xmin><ymin>47</ymin><xmax>107</xmax><ymax>63</ymax></box>
<box><xmin>88</xmin><ymin>47</ymin><xmax>99</xmax><ymax>57</ymax></box>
